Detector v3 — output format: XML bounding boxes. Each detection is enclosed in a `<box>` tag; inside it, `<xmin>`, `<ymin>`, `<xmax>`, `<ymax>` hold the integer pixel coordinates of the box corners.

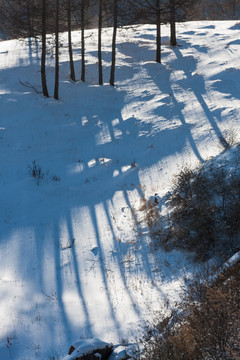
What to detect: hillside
<box><xmin>0</xmin><ymin>21</ymin><xmax>240</xmax><ymax>359</ymax></box>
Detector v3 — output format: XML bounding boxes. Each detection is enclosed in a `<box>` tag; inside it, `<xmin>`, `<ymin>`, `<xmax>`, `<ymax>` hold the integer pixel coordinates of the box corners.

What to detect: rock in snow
<box><xmin>63</xmin><ymin>338</ymin><xmax>113</xmax><ymax>360</ymax></box>
<box><xmin>62</xmin><ymin>340</ymin><xmax>137</xmax><ymax>360</ymax></box>
<box><xmin>108</xmin><ymin>344</ymin><xmax>137</xmax><ymax>360</ymax></box>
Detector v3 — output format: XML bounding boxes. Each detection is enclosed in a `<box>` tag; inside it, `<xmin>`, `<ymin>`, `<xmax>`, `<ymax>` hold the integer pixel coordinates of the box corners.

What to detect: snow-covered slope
<box><xmin>0</xmin><ymin>21</ymin><xmax>240</xmax><ymax>359</ymax></box>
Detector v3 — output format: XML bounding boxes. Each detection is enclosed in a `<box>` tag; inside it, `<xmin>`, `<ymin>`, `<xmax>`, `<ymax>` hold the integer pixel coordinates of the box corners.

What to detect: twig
<box><xmin>41</xmin><ymin>289</ymin><xmax>57</xmax><ymax>301</ymax></box>
<box><xmin>61</xmin><ymin>238</ymin><xmax>75</xmax><ymax>250</ymax></box>
<box><xmin>19</xmin><ymin>80</ymin><xmax>42</xmax><ymax>94</ymax></box>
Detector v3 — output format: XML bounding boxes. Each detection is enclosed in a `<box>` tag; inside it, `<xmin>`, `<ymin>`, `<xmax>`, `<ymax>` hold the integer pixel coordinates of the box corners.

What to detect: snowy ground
<box><xmin>0</xmin><ymin>21</ymin><xmax>240</xmax><ymax>359</ymax></box>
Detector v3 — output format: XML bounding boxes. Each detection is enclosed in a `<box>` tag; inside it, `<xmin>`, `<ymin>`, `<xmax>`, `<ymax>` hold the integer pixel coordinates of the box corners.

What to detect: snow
<box><xmin>226</xmin><ymin>251</ymin><xmax>240</xmax><ymax>267</ymax></box>
<box><xmin>108</xmin><ymin>344</ymin><xmax>137</xmax><ymax>360</ymax></box>
<box><xmin>62</xmin><ymin>338</ymin><xmax>112</xmax><ymax>360</ymax></box>
<box><xmin>0</xmin><ymin>21</ymin><xmax>240</xmax><ymax>359</ymax></box>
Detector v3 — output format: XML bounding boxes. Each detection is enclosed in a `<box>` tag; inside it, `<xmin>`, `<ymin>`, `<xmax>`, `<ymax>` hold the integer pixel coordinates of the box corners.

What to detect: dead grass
<box><xmin>140</xmin><ymin>260</ymin><xmax>240</xmax><ymax>360</ymax></box>
<box><xmin>140</xmin><ymin>145</ymin><xmax>240</xmax><ymax>261</ymax></box>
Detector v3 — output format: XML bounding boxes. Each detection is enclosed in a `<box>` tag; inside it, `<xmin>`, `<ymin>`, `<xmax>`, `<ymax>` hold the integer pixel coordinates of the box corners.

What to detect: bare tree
<box><xmin>168</xmin><ymin>0</ymin><xmax>195</xmax><ymax>45</ymax></box>
<box><xmin>81</xmin><ymin>0</ymin><xmax>86</xmax><ymax>82</ymax></box>
<box><xmin>170</xmin><ymin>0</ymin><xmax>176</xmax><ymax>46</ymax></box>
<box><xmin>233</xmin><ymin>0</ymin><xmax>236</xmax><ymax>18</ymax></box>
<box><xmin>67</xmin><ymin>0</ymin><xmax>76</xmax><ymax>81</ymax></box>
<box><xmin>156</xmin><ymin>0</ymin><xmax>161</xmax><ymax>62</ymax></box>
<box><xmin>110</xmin><ymin>0</ymin><xmax>118</xmax><ymax>86</ymax></box>
<box><xmin>0</xmin><ymin>0</ymin><xmax>41</xmax><ymax>39</ymax></box>
<box><xmin>41</xmin><ymin>0</ymin><xmax>49</xmax><ymax>97</ymax></box>
<box><xmin>54</xmin><ymin>0</ymin><xmax>59</xmax><ymax>99</ymax></box>
<box><xmin>98</xmin><ymin>0</ymin><xmax>103</xmax><ymax>85</ymax></box>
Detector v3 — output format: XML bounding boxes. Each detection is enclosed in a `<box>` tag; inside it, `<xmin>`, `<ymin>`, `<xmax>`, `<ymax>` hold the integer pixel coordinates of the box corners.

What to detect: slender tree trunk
<box><xmin>110</xmin><ymin>0</ymin><xmax>117</xmax><ymax>86</ymax></box>
<box><xmin>156</xmin><ymin>0</ymin><xmax>161</xmax><ymax>63</ymax></box>
<box><xmin>233</xmin><ymin>0</ymin><xmax>236</xmax><ymax>19</ymax></box>
<box><xmin>54</xmin><ymin>0</ymin><xmax>59</xmax><ymax>100</ymax></box>
<box><xmin>41</xmin><ymin>0</ymin><xmax>49</xmax><ymax>97</ymax></box>
<box><xmin>81</xmin><ymin>0</ymin><xmax>85</xmax><ymax>82</ymax></box>
<box><xmin>98</xmin><ymin>0</ymin><xmax>103</xmax><ymax>85</ymax></box>
<box><xmin>170</xmin><ymin>0</ymin><xmax>176</xmax><ymax>46</ymax></box>
<box><xmin>27</xmin><ymin>4</ymin><xmax>33</xmax><ymax>38</ymax></box>
<box><xmin>170</xmin><ymin>0</ymin><xmax>177</xmax><ymax>46</ymax></box>
<box><xmin>68</xmin><ymin>0</ymin><xmax>76</xmax><ymax>81</ymax></box>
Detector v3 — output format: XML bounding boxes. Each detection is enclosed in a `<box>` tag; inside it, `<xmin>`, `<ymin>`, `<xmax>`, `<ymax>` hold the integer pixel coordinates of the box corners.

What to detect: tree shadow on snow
<box><xmin>0</xmin><ymin>35</ymin><xmax>219</xmax><ymax>358</ymax></box>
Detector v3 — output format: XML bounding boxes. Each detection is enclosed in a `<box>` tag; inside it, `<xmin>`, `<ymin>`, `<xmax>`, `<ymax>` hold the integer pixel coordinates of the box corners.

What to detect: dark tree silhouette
<box><xmin>41</xmin><ymin>0</ymin><xmax>49</xmax><ymax>97</ymax></box>
<box><xmin>170</xmin><ymin>0</ymin><xmax>177</xmax><ymax>46</ymax></box>
<box><xmin>98</xmin><ymin>0</ymin><xmax>103</xmax><ymax>85</ymax></box>
<box><xmin>110</xmin><ymin>0</ymin><xmax>118</xmax><ymax>86</ymax></box>
<box><xmin>156</xmin><ymin>0</ymin><xmax>161</xmax><ymax>62</ymax></box>
<box><xmin>67</xmin><ymin>0</ymin><xmax>76</xmax><ymax>81</ymax></box>
<box><xmin>81</xmin><ymin>0</ymin><xmax>86</xmax><ymax>82</ymax></box>
<box><xmin>54</xmin><ymin>0</ymin><xmax>59</xmax><ymax>100</ymax></box>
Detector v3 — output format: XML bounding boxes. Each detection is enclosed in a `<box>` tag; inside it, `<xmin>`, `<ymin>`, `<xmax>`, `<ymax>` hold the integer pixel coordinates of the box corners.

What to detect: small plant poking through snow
<box><xmin>28</xmin><ymin>161</ymin><xmax>60</xmax><ymax>185</ymax></box>
<box><xmin>6</xmin><ymin>336</ymin><xmax>13</xmax><ymax>358</ymax></box>
<box><xmin>52</xmin><ymin>174</ymin><xmax>61</xmax><ymax>182</ymax></box>
<box><xmin>28</xmin><ymin>160</ymin><xmax>44</xmax><ymax>185</ymax></box>
<box><xmin>131</xmin><ymin>160</ymin><xmax>138</xmax><ymax>168</ymax></box>
<box><xmin>219</xmin><ymin>128</ymin><xmax>239</xmax><ymax>150</ymax></box>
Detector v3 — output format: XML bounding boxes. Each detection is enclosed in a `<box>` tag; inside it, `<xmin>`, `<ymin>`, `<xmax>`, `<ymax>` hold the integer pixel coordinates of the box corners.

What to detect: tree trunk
<box><xmin>54</xmin><ymin>0</ymin><xmax>59</xmax><ymax>100</ymax></box>
<box><xmin>41</xmin><ymin>0</ymin><xmax>49</xmax><ymax>97</ymax></box>
<box><xmin>110</xmin><ymin>0</ymin><xmax>117</xmax><ymax>86</ymax></box>
<box><xmin>98</xmin><ymin>0</ymin><xmax>103</xmax><ymax>85</ymax></box>
<box><xmin>233</xmin><ymin>0</ymin><xmax>236</xmax><ymax>19</ymax></box>
<box><xmin>156</xmin><ymin>0</ymin><xmax>161</xmax><ymax>63</ymax></box>
<box><xmin>81</xmin><ymin>0</ymin><xmax>85</xmax><ymax>82</ymax></box>
<box><xmin>27</xmin><ymin>3</ymin><xmax>33</xmax><ymax>38</ymax></box>
<box><xmin>170</xmin><ymin>0</ymin><xmax>176</xmax><ymax>46</ymax></box>
<box><xmin>68</xmin><ymin>0</ymin><xmax>76</xmax><ymax>81</ymax></box>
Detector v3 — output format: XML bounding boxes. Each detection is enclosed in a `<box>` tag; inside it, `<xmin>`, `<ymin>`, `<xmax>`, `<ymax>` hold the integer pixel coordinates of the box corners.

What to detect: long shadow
<box><xmin>172</xmin><ymin>47</ymin><xmax>229</xmax><ymax>149</ymax></box>
<box><xmin>169</xmin><ymin>89</ymin><xmax>204</xmax><ymax>163</ymax></box>
<box><xmin>0</xmin><ymin>36</ymin><xmax>210</xmax><ymax>357</ymax></box>
<box><xmin>103</xmin><ymin>193</ymin><xmax>143</xmax><ymax>317</ymax></box>
<box><xmin>127</xmin><ymin>38</ymin><xmax>229</xmax><ymax>156</ymax></box>
<box><xmin>27</xmin><ymin>37</ymin><xmax>34</xmax><ymax>66</ymax></box>
<box><xmin>53</xmin><ymin>222</ymin><xmax>72</xmax><ymax>343</ymax></box>
<box><xmin>65</xmin><ymin>213</ymin><xmax>94</xmax><ymax>338</ymax></box>
<box><xmin>119</xmin><ymin>41</ymin><xmax>204</xmax><ymax>163</ymax></box>
<box><xmin>73</xmin><ymin>90</ymin><xmax>170</xmax><ymax>312</ymax></box>
<box><xmin>89</xmin><ymin>204</ymin><xmax>123</xmax><ymax>337</ymax></box>
<box><xmin>121</xmin><ymin>188</ymin><xmax>168</xmax><ymax>297</ymax></box>
<box><xmin>26</xmin><ymin>37</ymin><xmax>40</xmax><ymax>66</ymax></box>
<box><xmin>229</xmin><ymin>23</ymin><xmax>240</xmax><ymax>30</ymax></box>
<box><xmin>210</xmin><ymin>67</ymin><xmax>240</xmax><ymax>100</ymax></box>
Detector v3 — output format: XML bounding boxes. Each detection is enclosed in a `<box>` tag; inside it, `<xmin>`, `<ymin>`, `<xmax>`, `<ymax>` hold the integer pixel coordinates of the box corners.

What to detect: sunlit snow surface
<box><xmin>0</xmin><ymin>21</ymin><xmax>240</xmax><ymax>359</ymax></box>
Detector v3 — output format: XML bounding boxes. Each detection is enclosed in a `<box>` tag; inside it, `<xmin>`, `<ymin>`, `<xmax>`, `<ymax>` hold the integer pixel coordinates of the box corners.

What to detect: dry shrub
<box><xmin>139</xmin><ymin>145</ymin><xmax>240</xmax><ymax>260</ymax></box>
<box><xmin>140</xmin><ymin>261</ymin><xmax>240</xmax><ymax>360</ymax></box>
<box><xmin>160</xmin><ymin>157</ymin><xmax>240</xmax><ymax>260</ymax></box>
<box><xmin>139</xmin><ymin>195</ymin><xmax>162</xmax><ymax>242</ymax></box>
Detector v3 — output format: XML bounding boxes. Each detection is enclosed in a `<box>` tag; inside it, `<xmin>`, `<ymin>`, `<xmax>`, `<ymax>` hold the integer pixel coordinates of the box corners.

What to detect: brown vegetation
<box><xmin>140</xmin><ymin>260</ymin><xmax>240</xmax><ymax>360</ymax></box>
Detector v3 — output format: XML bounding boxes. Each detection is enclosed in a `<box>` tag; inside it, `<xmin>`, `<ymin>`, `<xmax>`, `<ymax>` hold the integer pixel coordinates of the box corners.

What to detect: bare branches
<box><xmin>19</xmin><ymin>80</ymin><xmax>42</xmax><ymax>93</ymax></box>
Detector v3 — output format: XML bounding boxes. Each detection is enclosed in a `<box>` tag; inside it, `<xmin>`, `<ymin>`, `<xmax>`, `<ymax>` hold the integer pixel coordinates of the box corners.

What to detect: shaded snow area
<box><xmin>0</xmin><ymin>21</ymin><xmax>240</xmax><ymax>359</ymax></box>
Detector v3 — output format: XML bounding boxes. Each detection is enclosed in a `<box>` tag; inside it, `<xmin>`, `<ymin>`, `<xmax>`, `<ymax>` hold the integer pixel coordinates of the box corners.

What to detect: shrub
<box><xmin>28</xmin><ymin>160</ymin><xmax>44</xmax><ymax>185</ymax></box>
<box><xmin>139</xmin><ymin>194</ymin><xmax>162</xmax><ymax>242</ymax></box>
<box><xmin>140</xmin><ymin>260</ymin><xmax>240</xmax><ymax>360</ymax></box>
<box><xmin>28</xmin><ymin>161</ymin><xmax>60</xmax><ymax>185</ymax></box>
<box><xmin>144</xmin><ymin>145</ymin><xmax>240</xmax><ymax>261</ymax></box>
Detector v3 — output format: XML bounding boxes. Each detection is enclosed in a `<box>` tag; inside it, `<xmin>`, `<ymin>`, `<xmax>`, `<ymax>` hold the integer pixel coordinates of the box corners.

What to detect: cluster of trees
<box><xmin>0</xmin><ymin>0</ymin><xmax>193</xmax><ymax>99</ymax></box>
<box><xmin>193</xmin><ymin>0</ymin><xmax>239</xmax><ymax>20</ymax></box>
